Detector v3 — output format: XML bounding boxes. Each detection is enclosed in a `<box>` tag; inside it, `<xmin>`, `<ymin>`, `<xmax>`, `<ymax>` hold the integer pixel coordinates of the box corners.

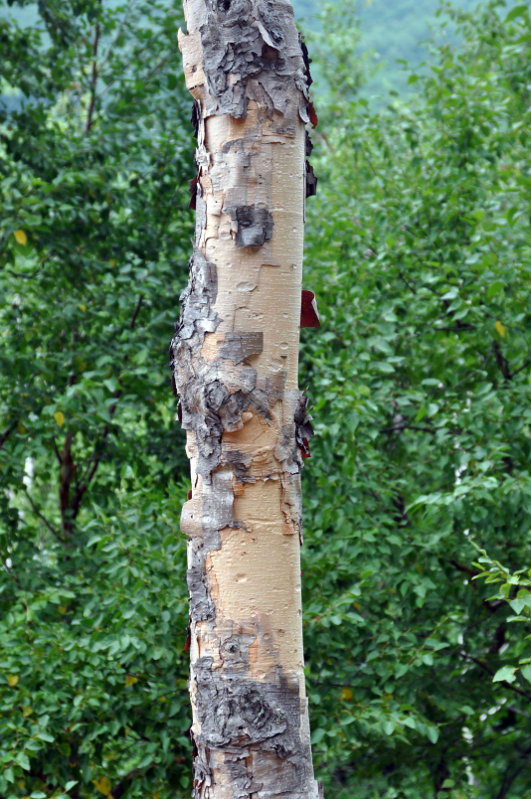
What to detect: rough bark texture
<box><xmin>170</xmin><ymin>2</ymin><xmax>322</xmax><ymax>796</ymax></box>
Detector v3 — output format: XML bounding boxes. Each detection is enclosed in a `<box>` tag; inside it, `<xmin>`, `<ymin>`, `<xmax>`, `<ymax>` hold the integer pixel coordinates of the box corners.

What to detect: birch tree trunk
<box><xmin>170</xmin><ymin>1</ymin><xmax>321</xmax><ymax>796</ymax></box>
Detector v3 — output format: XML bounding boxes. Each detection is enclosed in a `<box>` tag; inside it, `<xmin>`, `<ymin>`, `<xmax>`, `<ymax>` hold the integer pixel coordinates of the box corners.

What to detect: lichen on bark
<box><xmin>170</xmin><ymin>1</ymin><xmax>322</xmax><ymax>796</ymax></box>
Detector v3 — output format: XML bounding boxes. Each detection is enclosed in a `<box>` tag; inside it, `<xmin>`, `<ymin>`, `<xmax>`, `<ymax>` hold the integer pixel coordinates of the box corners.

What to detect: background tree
<box><xmin>0</xmin><ymin>1</ymin><xmax>196</xmax><ymax>796</ymax></box>
<box><xmin>301</xmin><ymin>2</ymin><xmax>531</xmax><ymax>797</ymax></box>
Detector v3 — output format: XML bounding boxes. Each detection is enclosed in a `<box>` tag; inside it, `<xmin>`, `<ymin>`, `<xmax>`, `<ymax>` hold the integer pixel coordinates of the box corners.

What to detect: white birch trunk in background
<box><xmin>170</xmin><ymin>1</ymin><xmax>321</xmax><ymax>796</ymax></box>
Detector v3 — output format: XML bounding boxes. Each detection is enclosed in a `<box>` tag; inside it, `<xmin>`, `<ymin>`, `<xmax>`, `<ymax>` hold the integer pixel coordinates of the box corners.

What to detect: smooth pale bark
<box><xmin>170</xmin><ymin>1</ymin><xmax>321</xmax><ymax>796</ymax></box>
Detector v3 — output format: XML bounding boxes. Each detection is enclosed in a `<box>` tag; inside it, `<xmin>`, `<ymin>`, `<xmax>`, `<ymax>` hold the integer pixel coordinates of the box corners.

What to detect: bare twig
<box><xmin>462</xmin><ymin>652</ymin><xmax>531</xmax><ymax>702</ymax></box>
<box><xmin>511</xmin><ymin>357</ymin><xmax>531</xmax><ymax>379</ymax></box>
<box><xmin>0</xmin><ymin>424</ymin><xmax>14</xmax><ymax>449</ymax></box>
<box><xmin>86</xmin><ymin>5</ymin><xmax>102</xmax><ymax>133</ymax></box>
<box><xmin>98</xmin><ymin>0</ymin><xmax>139</xmax><ymax>71</ymax></box>
<box><xmin>23</xmin><ymin>488</ymin><xmax>65</xmax><ymax>543</ymax></box>
<box><xmin>130</xmin><ymin>294</ymin><xmax>144</xmax><ymax>330</ymax></box>
<box><xmin>70</xmin><ymin>294</ymin><xmax>142</xmax><ymax>518</ymax></box>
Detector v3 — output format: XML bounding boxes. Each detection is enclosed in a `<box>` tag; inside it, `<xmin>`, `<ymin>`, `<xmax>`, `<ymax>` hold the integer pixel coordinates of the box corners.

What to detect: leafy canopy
<box><xmin>302</xmin><ymin>2</ymin><xmax>530</xmax><ymax>797</ymax></box>
<box><xmin>1</xmin><ymin>1</ymin><xmax>195</xmax><ymax>796</ymax></box>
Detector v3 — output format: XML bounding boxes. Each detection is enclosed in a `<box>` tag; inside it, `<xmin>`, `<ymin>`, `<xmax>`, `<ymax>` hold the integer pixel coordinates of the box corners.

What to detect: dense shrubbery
<box><xmin>1</xmin><ymin>2</ymin><xmax>194</xmax><ymax>796</ymax></box>
<box><xmin>0</xmin><ymin>1</ymin><xmax>529</xmax><ymax>798</ymax></box>
<box><xmin>302</xmin><ymin>2</ymin><xmax>530</xmax><ymax>796</ymax></box>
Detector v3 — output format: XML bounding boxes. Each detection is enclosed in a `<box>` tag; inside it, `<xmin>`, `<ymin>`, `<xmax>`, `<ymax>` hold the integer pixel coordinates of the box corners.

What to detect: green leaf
<box><xmin>16</xmin><ymin>752</ymin><xmax>30</xmax><ymax>771</ymax></box>
<box><xmin>311</xmin><ymin>728</ymin><xmax>326</xmax><ymax>744</ymax></box>
<box><xmin>426</xmin><ymin>726</ymin><xmax>439</xmax><ymax>744</ymax></box>
<box><xmin>520</xmin><ymin>664</ymin><xmax>531</xmax><ymax>684</ymax></box>
<box><xmin>493</xmin><ymin>666</ymin><xmax>516</xmax><ymax>684</ymax></box>
<box><xmin>505</xmin><ymin>5</ymin><xmax>528</xmax><ymax>23</ymax></box>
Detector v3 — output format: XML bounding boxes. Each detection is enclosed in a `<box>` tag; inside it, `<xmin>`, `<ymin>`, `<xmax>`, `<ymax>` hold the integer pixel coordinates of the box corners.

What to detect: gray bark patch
<box><xmin>225</xmin><ymin>205</ymin><xmax>274</xmax><ymax>248</ymax></box>
<box><xmin>222</xmin><ymin>448</ymin><xmax>252</xmax><ymax>481</ymax></box>
<box><xmin>220</xmin><ymin>332</ymin><xmax>263</xmax><ymax>363</ymax></box>
<box><xmin>198</xmin><ymin>0</ymin><xmax>307</xmax><ymax>119</ymax></box>
<box><xmin>192</xmin><ymin>655</ymin><xmax>306</xmax><ymax>794</ymax></box>
<box><xmin>169</xmin><ymin>247</ymin><xmax>225</xmax><ymax>476</ymax></box>
<box><xmin>187</xmin><ymin>560</ymin><xmax>216</xmax><ymax>621</ymax></box>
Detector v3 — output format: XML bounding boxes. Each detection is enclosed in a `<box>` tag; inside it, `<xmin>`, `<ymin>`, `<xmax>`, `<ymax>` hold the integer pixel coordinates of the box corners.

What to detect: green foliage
<box><xmin>302</xmin><ymin>2</ymin><xmax>531</xmax><ymax>797</ymax></box>
<box><xmin>0</xmin><ymin>1</ymin><xmax>194</xmax><ymax>796</ymax></box>
<box><xmin>473</xmin><ymin>546</ymin><xmax>531</xmax><ymax>686</ymax></box>
<box><xmin>292</xmin><ymin>0</ymin><xmax>480</xmax><ymax>96</ymax></box>
<box><xmin>1</xmin><ymin>1</ymin><xmax>530</xmax><ymax>798</ymax></box>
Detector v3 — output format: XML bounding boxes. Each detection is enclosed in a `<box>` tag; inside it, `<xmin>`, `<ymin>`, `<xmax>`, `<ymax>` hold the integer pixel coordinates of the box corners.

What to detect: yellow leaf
<box><xmin>7</xmin><ymin>674</ymin><xmax>19</xmax><ymax>687</ymax></box>
<box><xmin>160</xmin><ymin>695</ymin><xmax>166</xmax><ymax>702</ymax></box>
<box><xmin>18</xmin><ymin>423</ymin><xmax>26</xmax><ymax>434</ymax></box>
<box><xmin>125</xmin><ymin>675</ymin><xmax>138</xmax><ymax>686</ymax></box>
<box><xmin>94</xmin><ymin>776</ymin><xmax>112</xmax><ymax>797</ymax></box>
<box><xmin>495</xmin><ymin>320</ymin><xmax>505</xmax><ymax>337</ymax></box>
<box><xmin>340</xmin><ymin>687</ymin><xmax>353</xmax><ymax>701</ymax></box>
<box><xmin>79</xmin><ymin>304</ymin><xmax>87</xmax><ymax>313</ymax></box>
<box><xmin>59</xmin><ymin>605</ymin><xmax>68</xmax><ymax>615</ymax></box>
<box><xmin>53</xmin><ymin>411</ymin><xmax>65</xmax><ymax>427</ymax></box>
<box><xmin>14</xmin><ymin>229</ymin><xmax>27</xmax><ymax>245</ymax></box>
<box><xmin>21</xmin><ymin>705</ymin><xmax>33</xmax><ymax>717</ymax></box>
<box><xmin>109</xmin><ymin>259</ymin><xmax>116</xmax><ymax>267</ymax></box>
<box><xmin>353</xmin><ymin>602</ymin><xmax>362</xmax><ymax>611</ymax></box>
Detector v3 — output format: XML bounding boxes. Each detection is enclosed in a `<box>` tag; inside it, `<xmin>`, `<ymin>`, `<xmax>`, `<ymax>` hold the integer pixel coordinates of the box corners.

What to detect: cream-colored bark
<box><xmin>171</xmin><ymin>2</ymin><xmax>321</xmax><ymax>796</ymax></box>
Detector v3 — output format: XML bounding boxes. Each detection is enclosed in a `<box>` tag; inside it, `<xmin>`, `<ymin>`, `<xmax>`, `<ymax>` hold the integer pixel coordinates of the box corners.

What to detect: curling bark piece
<box><xmin>171</xmin><ymin>1</ymin><xmax>322</xmax><ymax>797</ymax></box>
<box><xmin>300</xmin><ymin>289</ymin><xmax>320</xmax><ymax>328</ymax></box>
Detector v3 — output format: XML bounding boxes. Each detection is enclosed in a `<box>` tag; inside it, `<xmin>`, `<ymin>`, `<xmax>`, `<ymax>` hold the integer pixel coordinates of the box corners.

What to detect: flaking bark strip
<box><xmin>185</xmin><ymin>0</ymin><xmax>310</xmax><ymax>122</ymax></box>
<box><xmin>192</xmin><ymin>655</ymin><xmax>315</xmax><ymax>798</ymax></box>
<box><xmin>305</xmin><ymin>160</ymin><xmax>317</xmax><ymax>198</ymax></box>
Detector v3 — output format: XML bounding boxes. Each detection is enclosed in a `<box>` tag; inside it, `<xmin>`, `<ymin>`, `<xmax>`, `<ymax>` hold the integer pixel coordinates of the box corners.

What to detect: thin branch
<box><xmin>462</xmin><ymin>652</ymin><xmax>531</xmax><ymax>702</ymax></box>
<box><xmin>380</xmin><ymin>422</ymin><xmax>439</xmax><ymax>435</ymax></box>
<box><xmin>23</xmin><ymin>488</ymin><xmax>65</xmax><ymax>543</ymax></box>
<box><xmin>433</xmin><ymin>323</ymin><xmax>475</xmax><ymax>332</ymax></box>
<box><xmin>0</xmin><ymin>424</ymin><xmax>14</xmax><ymax>449</ymax></box>
<box><xmin>97</xmin><ymin>52</ymin><xmax>170</xmax><ymax>101</ymax></box>
<box><xmin>507</xmin><ymin>705</ymin><xmax>531</xmax><ymax>720</ymax></box>
<box><xmin>141</xmin><ymin>55</ymin><xmax>171</xmax><ymax>85</ymax></box>
<box><xmin>511</xmin><ymin>357</ymin><xmax>531</xmax><ymax>378</ymax></box>
<box><xmin>6</xmin><ymin>266</ymin><xmax>44</xmax><ymax>279</ymax></box>
<box><xmin>69</xmin><ymin>293</ymin><xmax>143</xmax><ymax>518</ymax></box>
<box><xmin>70</xmin><ymin>389</ymin><xmax>122</xmax><ymax>518</ymax></box>
<box><xmin>492</xmin><ymin>340</ymin><xmax>511</xmax><ymax>381</ymax></box>
<box><xmin>98</xmin><ymin>0</ymin><xmax>138</xmax><ymax>70</ymax></box>
<box><xmin>397</xmin><ymin>270</ymin><xmax>417</xmax><ymax>295</ymax></box>
<box><xmin>130</xmin><ymin>294</ymin><xmax>144</xmax><ymax>330</ymax></box>
<box><xmin>86</xmin><ymin>6</ymin><xmax>102</xmax><ymax>133</ymax></box>
<box><xmin>449</xmin><ymin>558</ymin><xmax>478</xmax><ymax>578</ymax></box>
<box><xmin>495</xmin><ymin>761</ymin><xmax>527</xmax><ymax>799</ymax></box>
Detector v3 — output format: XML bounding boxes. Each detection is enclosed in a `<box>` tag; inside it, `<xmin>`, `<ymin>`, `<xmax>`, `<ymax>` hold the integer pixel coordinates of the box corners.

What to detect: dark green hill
<box><xmin>292</xmin><ymin>0</ymin><xmax>478</xmax><ymax>95</ymax></box>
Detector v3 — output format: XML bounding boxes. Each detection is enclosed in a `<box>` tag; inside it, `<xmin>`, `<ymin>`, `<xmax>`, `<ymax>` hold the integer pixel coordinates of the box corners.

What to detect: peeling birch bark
<box><xmin>170</xmin><ymin>2</ymin><xmax>322</xmax><ymax>796</ymax></box>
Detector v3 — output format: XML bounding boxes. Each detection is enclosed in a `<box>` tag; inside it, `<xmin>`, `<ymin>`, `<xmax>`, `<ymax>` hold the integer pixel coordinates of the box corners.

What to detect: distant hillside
<box><xmin>292</xmin><ymin>0</ymin><xmax>479</xmax><ymax>96</ymax></box>
<box><xmin>1</xmin><ymin>0</ymin><xmax>509</xmax><ymax>100</ymax></box>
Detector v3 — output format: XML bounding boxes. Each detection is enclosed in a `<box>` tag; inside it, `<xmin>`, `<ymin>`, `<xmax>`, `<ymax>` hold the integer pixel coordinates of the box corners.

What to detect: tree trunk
<box><xmin>170</xmin><ymin>1</ymin><xmax>322</xmax><ymax>796</ymax></box>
